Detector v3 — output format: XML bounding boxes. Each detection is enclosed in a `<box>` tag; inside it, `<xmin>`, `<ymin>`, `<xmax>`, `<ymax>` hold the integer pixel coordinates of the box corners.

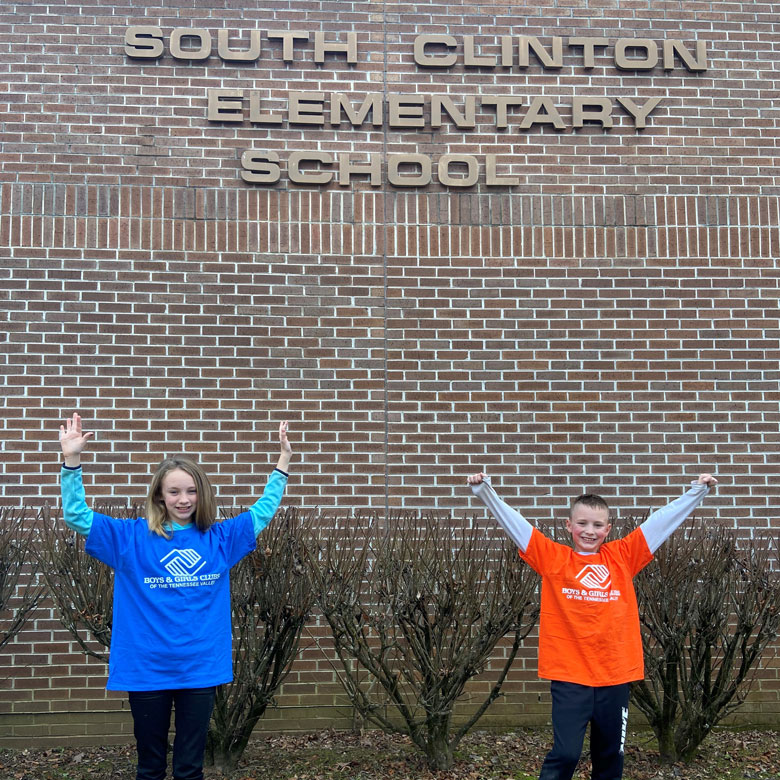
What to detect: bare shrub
<box><xmin>310</xmin><ymin>511</ymin><xmax>540</xmax><ymax>771</ymax></box>
<box><xmin>206</xmin><ymin>506</ymin><xmax>315</xmax><ymax>772</ymax></box>
<box><xmin>633</xmin><ymin>521</ymin><xmax>780</xmax><ymax>763</ymax></box>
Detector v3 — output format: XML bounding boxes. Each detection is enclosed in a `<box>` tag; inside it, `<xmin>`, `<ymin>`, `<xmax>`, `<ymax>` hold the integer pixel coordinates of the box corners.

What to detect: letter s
<box><xmin>241</xmin><ymin>150</ymin><xmax>281</xmax><ymax>184</ymax></box>
<box><xmin>125</xmin><ymin>27</ymin><xmax>164</xmax><ymax>59</ymax></box>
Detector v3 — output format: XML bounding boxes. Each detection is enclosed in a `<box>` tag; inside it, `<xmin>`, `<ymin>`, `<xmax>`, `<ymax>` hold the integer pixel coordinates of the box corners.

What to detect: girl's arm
<box><xmin>59</xmin><ymin>413</ymin><xmax>95</xmax><ymax>535</ymax></box>
<box><xmin>61</xmin><ymin>465</ymin><xmax>93</xmax><ymax>536</ymax></box>
<box><xmin>640</xmin><ymin>473</ymin><xmax>718</xmax><ymax>553</ymax></box>
<box><xmin>275</xmin><ymin>420</ymin><xmax>292</xmax><ymax>474</ymax></box>
<box><xmin>250</xmin><ymin>421</ymin><xmax>292</xmax><ymax>536</ymax></box>
<box><xmin>468</xmin><ymin>472</ymin><xmax>533</xmax><ymax>553</ymax></box>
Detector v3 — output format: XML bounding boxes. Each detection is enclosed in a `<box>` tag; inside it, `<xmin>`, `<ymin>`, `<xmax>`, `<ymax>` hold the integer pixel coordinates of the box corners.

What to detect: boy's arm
<box><xmin>468</xmin><ymin>473</ymin><xmax>533</xmax><ymax>552</ymax></box>
<box><xmin>640</xmin><ymin>473</ymin><xmax>718</xmax><ymax>554</ymax></box>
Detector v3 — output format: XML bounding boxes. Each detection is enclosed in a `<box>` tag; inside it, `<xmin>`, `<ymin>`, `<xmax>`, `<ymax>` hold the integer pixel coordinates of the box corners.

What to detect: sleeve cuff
<box><xmin>61</xmin><ymin>463</ymin><xmax>82</xmax><ymax>471</ymax></box>
<box><xmin>470</xmin><ymin>476</ymin><xmax>490</xmax><ymax>494</ymax></box>
<box><xmin>274</xmin><ymin>467</ymin><xmax>289</xmax><ymax>478</ymax></box>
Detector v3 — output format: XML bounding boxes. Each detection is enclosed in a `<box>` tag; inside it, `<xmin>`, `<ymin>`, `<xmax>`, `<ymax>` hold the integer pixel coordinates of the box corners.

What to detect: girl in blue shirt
<box><xmin>59</xmin><ymin>413</ymin><xmax>293</xmax><ymax>780</ymax></box>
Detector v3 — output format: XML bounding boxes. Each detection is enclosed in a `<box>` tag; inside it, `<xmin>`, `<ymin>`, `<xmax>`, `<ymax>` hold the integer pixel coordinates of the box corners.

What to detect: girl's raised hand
<box><xmin>277</xmin><ymin>421</ymin><xmax>292</xmax><ymax>471</ymax></box>
<box><xmin>467</xmin><ymin>472</ymin><xmax>487</xmax><ymax>486</ymax></box>
<box><xmin>279</xmin><ymin>421</ymin><xmax>292</xmax><ymax>455</ymax></box>
<box><xmin>59</xmin><ymin>413</ymin><xmax>93</xmax><ymax>464</ymax></box>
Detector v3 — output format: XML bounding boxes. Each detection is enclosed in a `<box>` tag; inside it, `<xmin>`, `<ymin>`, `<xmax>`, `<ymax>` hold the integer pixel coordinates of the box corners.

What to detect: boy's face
<box><xmin>566</xmin><ymin>504</ymin><xmax>612</xmax><ymax>554</ymax></box>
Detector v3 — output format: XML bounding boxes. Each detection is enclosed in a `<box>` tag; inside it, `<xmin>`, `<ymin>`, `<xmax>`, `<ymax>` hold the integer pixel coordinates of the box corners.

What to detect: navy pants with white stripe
<box><xmin>538</xmin><ymin>681</ymin><xmax>630</xmax><ymax>780</ymax></box>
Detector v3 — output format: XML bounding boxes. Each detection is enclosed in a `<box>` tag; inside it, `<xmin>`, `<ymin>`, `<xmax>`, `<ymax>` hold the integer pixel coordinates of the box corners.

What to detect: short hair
<box><xmin>145</xmin><ymin>455</ymin><xmax>217</xmax><ymax>538</ymax></box>
<box><xmin>570</xmin><ymin>493</ymin><xmax>610</xmax><ymax>516</ymax></box>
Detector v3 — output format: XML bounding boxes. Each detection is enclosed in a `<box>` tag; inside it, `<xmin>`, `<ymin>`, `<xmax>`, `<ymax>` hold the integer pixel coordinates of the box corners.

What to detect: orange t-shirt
<box><xmin>520</xmin><ymin>526</ymin><xmax>653</xmax><ymax>687</ymax></box>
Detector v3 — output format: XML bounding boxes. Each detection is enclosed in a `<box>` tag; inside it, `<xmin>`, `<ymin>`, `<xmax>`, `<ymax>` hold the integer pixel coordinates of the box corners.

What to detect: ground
<box><xmin>1</xmin><ymin>728</ymin><xmax>778</xmax><ymax>780</ymax></box>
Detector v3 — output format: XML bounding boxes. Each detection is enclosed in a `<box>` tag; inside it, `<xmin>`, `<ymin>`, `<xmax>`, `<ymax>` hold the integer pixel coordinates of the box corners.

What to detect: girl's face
<box><xmin>160</xmin><ymin>468</ymin><xmax>198</xmax><ymax>524</ymax></box>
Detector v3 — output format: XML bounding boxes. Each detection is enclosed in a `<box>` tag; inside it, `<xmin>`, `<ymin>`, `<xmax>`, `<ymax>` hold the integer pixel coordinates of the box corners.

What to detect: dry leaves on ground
<box><xmin>1</xmin><ymin>728</ymin><xmax>778</xmax><ymax>780</ymax></box>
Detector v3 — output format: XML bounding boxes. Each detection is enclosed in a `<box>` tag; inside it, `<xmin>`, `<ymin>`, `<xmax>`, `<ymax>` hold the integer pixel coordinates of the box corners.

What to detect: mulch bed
<box><xmin>2</xmin><ymin>727</ymin><xmax>778</xmax><ymax>779</ymax></box>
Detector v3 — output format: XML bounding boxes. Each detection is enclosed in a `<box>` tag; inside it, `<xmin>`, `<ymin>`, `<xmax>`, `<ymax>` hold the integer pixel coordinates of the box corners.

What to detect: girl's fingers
<box><xmin>61</xmin><ymin>414</ymin><xmax>92</xmax><ymax>444</ymax></box>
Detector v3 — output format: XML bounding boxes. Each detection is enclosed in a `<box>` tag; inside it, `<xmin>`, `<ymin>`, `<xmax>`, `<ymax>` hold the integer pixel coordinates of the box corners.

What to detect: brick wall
<box><xmin>1</xmin><ymin>0</ymin><xmax>778</xmax><ymax>745</ymax></box>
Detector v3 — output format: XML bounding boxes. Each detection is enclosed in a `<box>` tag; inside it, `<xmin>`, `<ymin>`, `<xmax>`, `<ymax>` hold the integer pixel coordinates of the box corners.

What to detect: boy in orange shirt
<box><xmin>468</xmin><ymin>472</ymin><xmax>717</xmax><ymax>780</ymax></box>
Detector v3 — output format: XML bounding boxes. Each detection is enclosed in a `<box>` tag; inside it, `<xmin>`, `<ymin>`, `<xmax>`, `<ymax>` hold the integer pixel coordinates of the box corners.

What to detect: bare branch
<box><xmin>0</xmin><ymin>506</ymin><xmax>44</xmax><ymax>652</ymax></box>
<box><xmin>35</xmin><ymin>506</ymin><xmax>114</xmax><ymax>661</ymax></box>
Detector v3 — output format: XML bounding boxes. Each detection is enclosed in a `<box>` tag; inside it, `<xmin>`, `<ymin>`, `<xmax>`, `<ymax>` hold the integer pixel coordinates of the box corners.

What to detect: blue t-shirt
<box><xmin>86</xmin><ymin>511</ymin><xmax>256</xmax><ymax>691</ymax></box>
<box><xmin>60</xmin><ymin>465</ymin><xmax>288</xmax><ymax>691</ymax></box>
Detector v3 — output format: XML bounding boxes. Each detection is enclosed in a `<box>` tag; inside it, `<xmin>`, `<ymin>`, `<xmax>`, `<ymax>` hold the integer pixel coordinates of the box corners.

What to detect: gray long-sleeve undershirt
<box><xmin>470</xmin><ymin>477</ymin><xmax>710</xmax><ymax>555</ymax></box>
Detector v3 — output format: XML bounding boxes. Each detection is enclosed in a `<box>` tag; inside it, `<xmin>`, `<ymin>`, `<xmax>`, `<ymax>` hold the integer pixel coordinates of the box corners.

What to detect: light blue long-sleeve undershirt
<box><xmin>60</xmin><ymin>465</ymin><xmax>288</xmax><ymax>537</ymax></box>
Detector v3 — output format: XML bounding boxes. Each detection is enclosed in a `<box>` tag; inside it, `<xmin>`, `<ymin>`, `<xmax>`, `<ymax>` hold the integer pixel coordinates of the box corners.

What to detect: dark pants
<box><xmin>538</xmin><ymin>681</ymin><xmax>630</xmax><ymax>780</ymax></box>
<box><xmin>128</xmin><ymin>687</ymin><xmax>216</xmax><ymax>780</ymax></box>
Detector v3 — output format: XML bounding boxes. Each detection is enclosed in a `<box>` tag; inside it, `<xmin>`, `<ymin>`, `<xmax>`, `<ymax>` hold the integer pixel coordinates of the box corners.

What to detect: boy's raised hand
<box><xmin>467</xmin><ymin>472</ymin><xmax>487</xmax><ymax>486</ymax></box>
<box><xmin>59</xmin><ymin>413</ymin><xmax>93</xmax><ymax>466</ymax></box>
<box><xmin>697</xmin><ymin>473</ymin><xmax>718</xmax><ymax>487</ymax></box>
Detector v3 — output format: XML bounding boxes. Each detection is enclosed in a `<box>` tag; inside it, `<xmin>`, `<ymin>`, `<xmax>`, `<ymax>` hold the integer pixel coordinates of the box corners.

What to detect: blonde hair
<box><xmin>145</xmin><ymin>456</ymin><xmax>217</xmax><ymax>538</ymax></box>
